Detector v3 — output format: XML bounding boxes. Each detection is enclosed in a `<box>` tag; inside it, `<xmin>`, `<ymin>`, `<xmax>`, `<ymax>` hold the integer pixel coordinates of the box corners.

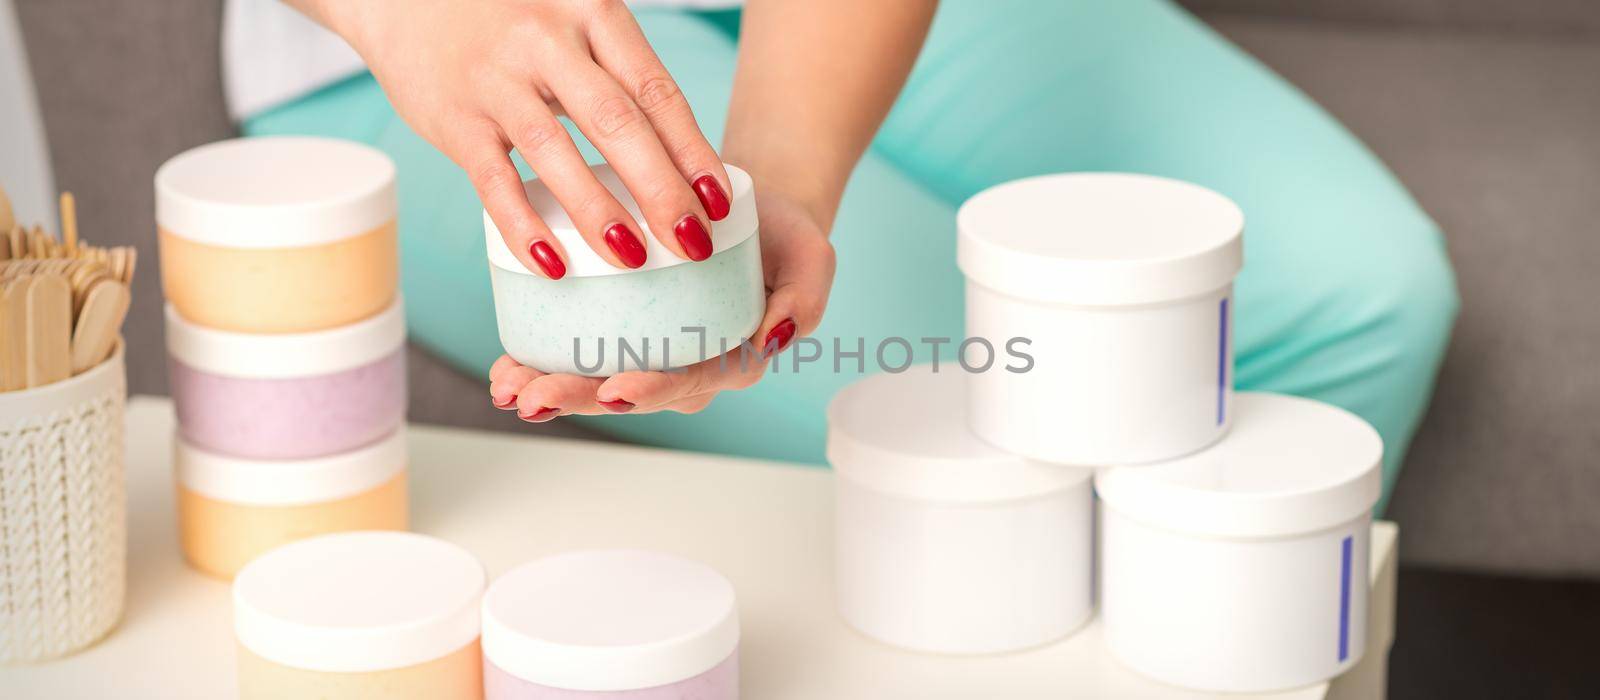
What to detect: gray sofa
<box><xmin>16</xmin><ymin>0</ymin><xmax>1600</xmax><ymax>579</ymax></box>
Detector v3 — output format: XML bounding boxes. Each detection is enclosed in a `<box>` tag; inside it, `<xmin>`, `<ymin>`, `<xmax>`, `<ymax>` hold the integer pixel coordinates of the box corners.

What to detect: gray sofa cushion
<box><xmin>1200</xmin><ymin>15</ymin><xmax>1600</xmax><ymax>577</ymax></box>
<box><xmin>1182</xmin><ymin>0</ymin><xmax>1600</xmax><ymax>36</ymax></box>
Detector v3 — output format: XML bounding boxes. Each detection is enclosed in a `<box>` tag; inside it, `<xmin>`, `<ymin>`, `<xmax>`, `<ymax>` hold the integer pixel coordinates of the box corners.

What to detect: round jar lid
<box><xmin>957</xmin><ymin>172</ymin><xmax>1243</xmax><ymax>306</ymax></box>
<box><xmin>485</xmin><ymin>164</ymin><xmax>758</xmax><ymax>278</ymax></box>
<box><xmin>827</xmin><ymin>366</ymin><xmax>1091</xmax><ymax>503</ymax></box>
<box><xmin>481</xmin><ymin>550</ymin><xmax>739</xmax><ymax>692</ymax></box>
<box><xmin>176</xmin><ymin>428</ymin><xmax>406</xmax><ymax>506</ymax></box>
<box><xmin>1095</xmin><ymin>392</ymin><xmax>1383</xmax><ymax>539</ymax></box>
<box><xmin>234</xmin><ymin>531</ymin><xmax>485</xmax><ymax>673</ymax></box>
<box><xmin>156</xmin><ymin>137</ymin><xmax>396</xmax><ymax>249</ymax></box>
<box><xmin>164</xmin><ymin>297</ymin><xmax>405</xmax><ymax>379</ymax></box>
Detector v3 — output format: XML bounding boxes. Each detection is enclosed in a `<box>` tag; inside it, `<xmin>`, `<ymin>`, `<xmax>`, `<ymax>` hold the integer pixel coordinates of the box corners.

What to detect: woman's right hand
<box><xmin>295</xmin><ymin>0</ymin><xmax>732</xmax><ymax>277</ymax></box>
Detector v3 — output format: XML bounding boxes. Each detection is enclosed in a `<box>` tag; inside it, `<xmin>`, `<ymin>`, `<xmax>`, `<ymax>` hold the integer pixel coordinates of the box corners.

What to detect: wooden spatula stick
<box><xmin>60</xmin><ymin>192</ymin><xmax>79</xmax><ymax>253</ymax></box>
<box><xmin>23</xmin><ymin>274</ymin><xmax>72</xmax><ymax>388</ymax></box>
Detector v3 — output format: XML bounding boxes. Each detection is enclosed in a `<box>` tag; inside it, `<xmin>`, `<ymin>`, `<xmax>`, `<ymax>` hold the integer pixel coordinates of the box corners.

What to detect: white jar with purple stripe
<box><xmin>165</xmin><ymin>298</ymin><xmax>406</xmax><ymax>460</ymax></box>
<box><xmin>482</xmin><ymin>550</ymin><xmax>739</xmax><ymax>700</ymax></box>
<box><xmin>957</xmin><ymin>173</ymin><xmax>1243</xmax><ymax>466</ymax></box>
<box><xmin>1095</xmin><ymin>392</ymin><xmax>1383</xmax><ymax>693</ymax></box>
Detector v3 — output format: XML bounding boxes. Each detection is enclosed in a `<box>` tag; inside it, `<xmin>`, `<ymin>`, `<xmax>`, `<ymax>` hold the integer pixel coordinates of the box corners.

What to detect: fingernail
<box><xmin>518</xmin><ymin>406</ymin><xmax>560</xmax><ymax>423</ymax></box>
<box><xmin>492</xmin><ymin>394</ymin><xmax>517</xmax><ymax>410</ymax></box>
<box><xmin>674</xmin><ymin>215</ymin><xmax>713</xmax><ymax>262</ymax></box>
<box><xmin>598</xmin><ymin>399</ymin><xmax>635</xmax><ymax>414</ymax></box>
<box><xmin>529</xmin><ymin>240</ymin><xmax>566</xmax><ymax>279</ymax></box>
<box><xmin>603</xmin><ymin>223</ymin><xmax>648</xmax><ymax>269</ymax></box>
<box><xmin>763</xmin><ymin>318</ymin><xmax>797</xmax><ymax>358</ymax></box>
<box><xmin>693</xmin><ymin>175</ymin><xmax>731</xmax><ymax>222</ymax></box>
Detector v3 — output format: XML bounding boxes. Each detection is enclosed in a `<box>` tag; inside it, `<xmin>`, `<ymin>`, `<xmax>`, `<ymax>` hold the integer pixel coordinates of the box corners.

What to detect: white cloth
<box><xmin>223</xmin><ymin>0</ymin><xmax>743</xmax><ymax>121</ymax></box>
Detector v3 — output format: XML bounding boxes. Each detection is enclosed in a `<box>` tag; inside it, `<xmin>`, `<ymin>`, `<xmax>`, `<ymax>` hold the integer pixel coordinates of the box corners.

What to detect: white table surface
<box><xmin>1</xmin><ymin>397</ymin><xmax>1398</xmax><ymax>699</ymax></box>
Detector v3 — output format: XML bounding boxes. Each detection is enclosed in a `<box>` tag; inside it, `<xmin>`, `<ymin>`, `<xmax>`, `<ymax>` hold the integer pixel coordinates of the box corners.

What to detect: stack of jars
<box><xmin>156</xmin><ymin>137</ymin><xmax>409</xmax><ymax>579</ymax></box>
<box><xmin>829</xmin><ymin>173</ymin><xmax>1385</xmax><ymax>693</ymax></box>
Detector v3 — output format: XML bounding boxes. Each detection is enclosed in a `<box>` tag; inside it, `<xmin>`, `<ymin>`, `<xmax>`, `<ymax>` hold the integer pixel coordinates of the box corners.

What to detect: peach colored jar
<box><xmin>175</xmin><ymin>429</ymin><xmax>408</xmax><ymax>579</ymax></box>
<box><xmin>156</xmin><ymin>137</ymin><xmax>398</xmax><ymax>333</ymax></box>
<box><xmin>234</xmin><ymin>532</ymin><xmax>486</xmax><ymax>700</ymax></box>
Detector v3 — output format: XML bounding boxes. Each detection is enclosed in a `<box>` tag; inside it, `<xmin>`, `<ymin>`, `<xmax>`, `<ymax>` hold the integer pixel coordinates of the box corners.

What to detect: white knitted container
<box><xmin>0</xmin><ymin>343</ymin><xmax>127</xmax><ymax>663</ymax></box>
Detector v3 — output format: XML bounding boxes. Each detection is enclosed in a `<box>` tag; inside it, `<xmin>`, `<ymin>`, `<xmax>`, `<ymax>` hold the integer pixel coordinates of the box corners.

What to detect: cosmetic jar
<box><xmin>157</xmin><ymin>136</ymin><xmax>398</xmax><ymax>333</ymax></box>
<box><xmin>482</xmin><ymin>549</ymin><xmax>739</xmax><ymax>699</ymax></box>
<box><xmin>828</xmin><ymin>366</ymin><xmax>1094</xmax><ymax>654</ymax></box>
<box><xmin>166</xmin><ymin>298</ymin><xmax>405</xmax><ymax>460</ymax></box>
<box><xmin>234</xmin><ymin>531</ymin><xmax>485</xmax><ymax>700</ymax></box>
<box><xmin>485</xmin><ymin>165</ymin><xmax>763</xmax><ymax>376</ymax></box>
<box><xmin>958</xmin><ymin>172</ymin><xmax>1243</xmax><ymax>465</ymax></box>
<box><xmin>1096</xmin><ymin>392</ymin><xmax>1383</xmax><ymax>692</ymax></box>
<box><xmin>175</xmin><ymin>429</ymin><xmax>408</xmax><ymax>579</ymax></box>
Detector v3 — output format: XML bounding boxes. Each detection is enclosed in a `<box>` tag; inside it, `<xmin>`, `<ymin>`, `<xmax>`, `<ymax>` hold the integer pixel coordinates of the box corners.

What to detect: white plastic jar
<box><xmin>1096</xmin><ymin>392</ymin><xmax>1383</xmax><ymax>693</ymax></box>
<box><xmin>485</xmin><ymin>165</ymin><xmax>764</xmax><ymax>376</ymax></box>
<box><xmin>156</xmin><ymin>137</ymin><xmax>398</xmax><ymax>333</ymax></box>
<box><xmin>827</xmin><ymin>366</ymin><xmax>1094</xmax><ymax>654</ymax></box>
<box><xmin>233</xmin><ymin>532</ymin><xmax>486</xmax><ymax>700</ymax></box>
<box><xmin>175</xmin><ymin>429</ymin><xmax>408</xmax><ymax>579</ymax></box>
<box><xmin>482</xmin><ymin>550</ymin><xmax>740</xmax><ymax>699</ymax></box>
<box><xmin>165</xmin><ymin>298</ymin><xmax>406</xmax><ymax>460</ymax></box>
<box><xmin>957</xmin><ymin>173</ymin><xmax>1244</xmax><ymax>465</ymax></box>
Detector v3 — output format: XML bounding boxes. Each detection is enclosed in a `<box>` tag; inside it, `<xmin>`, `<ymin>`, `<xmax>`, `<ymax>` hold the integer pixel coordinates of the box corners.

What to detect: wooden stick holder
<box><xmin>0</xmin><ymin>341</ymin><xmax>125</xmax><ymax>663</ymax></box>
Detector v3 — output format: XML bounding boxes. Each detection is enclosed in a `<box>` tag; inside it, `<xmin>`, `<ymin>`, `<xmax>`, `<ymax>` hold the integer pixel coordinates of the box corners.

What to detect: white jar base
<box><xmin>835</xmin><ymin>475</ymin><xmax>1094</xmax><ymax>654</ymax></box>
<box><xmin>1101</xmin><ymin>508</ymin><xmax>1370</xmax><ymax>692</ymax></box>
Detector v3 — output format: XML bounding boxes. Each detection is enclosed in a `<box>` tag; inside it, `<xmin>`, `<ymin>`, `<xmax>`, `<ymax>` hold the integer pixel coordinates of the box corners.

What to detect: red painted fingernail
<box><xmin>492</xmin><ymin>395</ymin><xmax>517</xmax><ymax>410</ymax></box>
<box><xmin>519</xmin><ymin>406</ymin><xmax>560</xmax><ymax>423</ymax></box>
<box><xmin>693</xmin><ymin>175</ymin><xmax>731</xmax><ymax>222</ymax></box>
<box><xmin>529</xmin><ymin>241</ymin><xmax>566</xmax><ymax>279</ymax></box>
<box><xmin>598</xmin><ymin>399</ymin><xmax>635</xmax><ymax>414</ymax></box>
<box><xmin>674</xmin><ymin>215</ymin><xmax>713</xmax><ymax>262</ymax></box>
<box><xmin>763</xmin><ymin>318</ymin><xmax>797</xmax><ymax>358</ymax></box>
<box><xmin>604</xmin><ymin>224</ymin><xmax>647</xmax><ymax>269</ymax></box>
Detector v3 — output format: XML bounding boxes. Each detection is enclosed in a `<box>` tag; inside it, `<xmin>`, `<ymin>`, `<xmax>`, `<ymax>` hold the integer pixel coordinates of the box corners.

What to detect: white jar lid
<box><xmin>156</xmin><ymin>136</ymin><xmax>397</xmax><ymax>249</ymax></box>
<box><xmin>481</xmin><ymin>550</ymin><xmax>739</xmax><ymax>691</ymax></box>
<box><xmin>234</xmin><ymin>531</ymin><xmax>485</xmax><ymax>673</ymax></box>
<box><xmin>1095</xmin><ymin>392</ymin><xmax>1383</xmax><ymax>539</ymax></box>
<box><xmin>176</xmin><ymin>428</ymin><xmax>406</xmax><ymax>506</ymax></box>
<box><xmin>827</xmin><ymin>366</ymin><xmax>1091</xmax><ymax>503</ymax></box>
<box><xmin>957</xmin><ymin>172</ymin><xmax>1243</xmax><ymax>306</ymax></box>
<box><xmin>485</xmin><ymin>164</ymin><xmax>758</xmax><ymax>278</ymax></box>
<box><xmin>165</xmin><ymin>297</ymin><xmax>405</xmax><ymax>379</ymax></box>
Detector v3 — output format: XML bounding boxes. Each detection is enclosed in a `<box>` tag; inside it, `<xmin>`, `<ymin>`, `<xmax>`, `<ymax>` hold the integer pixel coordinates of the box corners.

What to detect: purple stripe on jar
<box><xmin>1217</xmin><ymin>297</ymin><xmax>1229</xmax><ymax>426</ymax></box>
<box><xmin>1338</xmin><ymin>535</ymin><xmax>1352</xmax><ymax>663</ymax></box>
<box><xmin>170</xmin><ymin>349</ymin><xmax>406</xmax><ymax>460</ymax></box>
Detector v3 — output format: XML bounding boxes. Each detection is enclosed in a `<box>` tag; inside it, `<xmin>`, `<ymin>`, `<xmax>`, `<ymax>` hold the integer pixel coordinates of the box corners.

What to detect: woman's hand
<box><xmin>487</xmin><ymin>188</ymin><xmax>836</xmax><ymax>417</ymax></box>
<box><xmin>293</xmin><ymin>0</ymin><xmax>731</xmax><ymax>277</ymax></box>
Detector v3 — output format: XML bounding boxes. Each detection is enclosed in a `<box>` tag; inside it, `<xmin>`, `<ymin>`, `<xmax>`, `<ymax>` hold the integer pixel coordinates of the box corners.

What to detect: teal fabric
<box><xmin>246</xmin><ymin>0</ymin><xmax>1457</xmax><ymax>511</ymax></box>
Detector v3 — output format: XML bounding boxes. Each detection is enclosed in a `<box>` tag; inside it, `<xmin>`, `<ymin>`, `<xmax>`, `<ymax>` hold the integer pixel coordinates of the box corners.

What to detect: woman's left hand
<box><xmin>487</xmin><ymin>188</ymin><xmax>836</xmax><ymax>419</ymax></box>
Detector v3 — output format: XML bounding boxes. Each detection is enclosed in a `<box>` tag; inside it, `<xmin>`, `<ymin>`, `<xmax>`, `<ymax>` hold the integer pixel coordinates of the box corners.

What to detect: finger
<box><xmin>489</xmin><ymin>354</ymin><xmax>522</xmax><ymax>383</ymax></box>
<box><xmin>543</xmin><ymin>54</ymin><xmax>713</xmax><ymax>262</ymax></box>
<box><xmin>489</xmin><ymin>361</ymin><xmax>544</xmax><ymax>410</ymax></box>
<box><xmin>515</xmin><ymin>373</ymin><xmax>609</xmax><ymax>421</ymax></box>
<box><xmin>751</xmin><ymin>232</ymin><xmax>836</xmax><ymax>358</ymax></box>
<box><xmin>496</xmin><ymin>95</ymin><xmax>650</xmax><ymax>269</ymax></box>
<box><xmin>658</xmin><ymin>392</ymin><xmax>716</xmax><ymax>415</ymax></box>
<box><xmin>587</xmin><ymin>9</ymin><xmax>732</xmax><ymax>221</ymax></box>
<box><xmin>458</xmin><ymin>131</ymin><xmax>570</xmax><ymax>280</ymax></box>
<box><xmin>597</xmin><ymin>349</ymin><xmax>766</xmax><ymax>413</ymax></box>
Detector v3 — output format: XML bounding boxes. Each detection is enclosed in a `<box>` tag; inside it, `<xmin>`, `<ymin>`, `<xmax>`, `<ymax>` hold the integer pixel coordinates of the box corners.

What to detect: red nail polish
<box><xmin>763</xmin><ymin>318</ymin><xmax>797</xmax><ymax>358</ymax></box>
<box><xmin>519</xmin><ymin>406</ymin><xmax>560</xmax><ymax>423</ymax></box>
<box><xmin>674</xmin><ymin>216</ymin><xmax>713</xmax><ymax>262</ymax></box>
<box><xmin>492</xmin><ymin>395</ymin><xmax>517</xmax><ymax>410</ymax></box>
<box><xmin>604</xmin><ymin>224</ymin><xmax>648</xmax><ymax>269</ymax></box>
<box><xmin>598</xmin><ymin>399</ymin><xmax>635</xmax><ymax>413</ymax></box>
<box><xmin>529</xmin><ymin>241</ymin><xmax>566</xmax><ymax>279</ymax></box>
<box><xmin>692</xmin><ymin>175</ymin><xmax>731</xmax><ymax>222</ymax></box>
